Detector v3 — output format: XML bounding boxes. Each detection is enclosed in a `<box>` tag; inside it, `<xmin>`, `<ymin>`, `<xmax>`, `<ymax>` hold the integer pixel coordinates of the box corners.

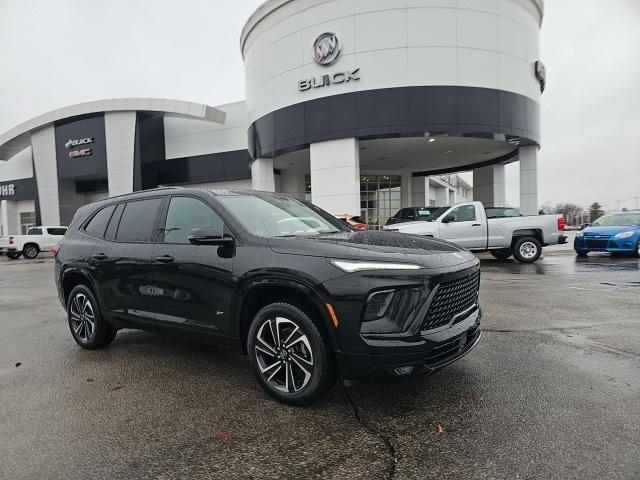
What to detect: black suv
<box><xmin>55</xmin><ymin>188</ymin><xmax>481</xmax><ymax>405</ymax></box>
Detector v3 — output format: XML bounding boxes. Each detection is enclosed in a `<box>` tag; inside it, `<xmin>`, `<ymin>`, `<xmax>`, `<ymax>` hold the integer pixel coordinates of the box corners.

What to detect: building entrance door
<box><xmin>360</xmin><ymin>175</ymin><xmax>402</xmax><ymax>229</ymax></box>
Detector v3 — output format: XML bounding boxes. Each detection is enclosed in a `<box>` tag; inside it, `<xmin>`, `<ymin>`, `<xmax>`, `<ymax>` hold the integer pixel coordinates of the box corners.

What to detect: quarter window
<box><xmin>163</xmin><ymin>197</ymin><xmax>223</xmax><ymax>244</ymax></box>
<box><xmin>448</xmin><ymin>205</ymin><xmax>477</xmax><ymax>223</ymax></box>
<box><xmin>116</xmin><ymin>198</ymin><xmax>162</xmax><ymax>243</ymax></box>
<box><xmin>85</xmin><ymin>206</ymin><xmax>116</xmax><ymax>238</ymax></box>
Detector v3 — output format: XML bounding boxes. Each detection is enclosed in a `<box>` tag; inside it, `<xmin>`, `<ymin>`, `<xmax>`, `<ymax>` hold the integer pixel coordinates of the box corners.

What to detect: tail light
<box><xmin>51</xmin><ymin>245</ymin><xmax>60</xmax><ymax>256</ymax></box>
<box><xmin>8</xmin><ymin>236</ymin><xmax>14</xmax><ymax>246</ymax></box>
<box><xmin>557</xmin><ymin>217</ymin><xmax>567</xmax><ymax>231</ymax></box>
<box><xmin>355</xmin><ymin>224</ymin><xmax>368</xmax><ymax>231</ymax></box>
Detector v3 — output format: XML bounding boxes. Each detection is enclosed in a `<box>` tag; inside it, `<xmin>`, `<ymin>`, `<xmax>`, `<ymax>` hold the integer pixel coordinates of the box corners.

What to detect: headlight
<box><xmin>614</xmin><ymin>231</ymin><xmax>636</xmax><ymax>240</ymax></box>
<box><xmin>330</xmin><ymin>259</ymin><xmax>423</xmax><ymax>273</ymax></box>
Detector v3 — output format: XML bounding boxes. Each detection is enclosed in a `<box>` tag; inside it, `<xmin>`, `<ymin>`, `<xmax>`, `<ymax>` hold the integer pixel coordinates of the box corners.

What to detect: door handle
<box><xmin>92</xmin><ymin>253</ymin><xmax>108</xmax><ymax>261</ymax></box>
<box><xmin>155</xmin><ymin>255</ymin><xmax>175</xmax><ymax>264</ymax></box>
<box><xmin>471</xmin><ymin>224</ymin><xmax>482</xmax><ymax>227</ymax></box>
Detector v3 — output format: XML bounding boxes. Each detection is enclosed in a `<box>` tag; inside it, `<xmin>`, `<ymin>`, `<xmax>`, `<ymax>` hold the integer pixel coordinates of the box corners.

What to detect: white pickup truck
<box><xmin>0</xmin><ymin>226</ymin><xmax>67</xmax><ymax>260</ymax></box>
<box><xmin>384</xmin><ymin>201</ymin><xmax>567</xmax><ymax>263</ymax></box>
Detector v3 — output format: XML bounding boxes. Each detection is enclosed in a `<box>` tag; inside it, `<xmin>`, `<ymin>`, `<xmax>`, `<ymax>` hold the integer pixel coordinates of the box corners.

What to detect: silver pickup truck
<box><xmin>384</xmin><ymin>201</ymin><xmax>567</xmax><ymax>263</ymax></box>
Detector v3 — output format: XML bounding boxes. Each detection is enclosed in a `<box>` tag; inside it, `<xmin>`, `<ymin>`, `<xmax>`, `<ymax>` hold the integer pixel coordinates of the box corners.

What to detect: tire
<box><xmin>576</xmin><ymin>250</ymin><xmax>589</xmax><ymax>257</ymax></box>
<box><xmin>22</xmin><ymin>243</ymin><xmax>39</xmax><ymax>259</ymax></box>
<box><xmin>67</xmin><ymin>285</ymin><xmax>117</xmax><ymax>350</ymax></box>
<box><xmin>490</xmin><ymin>249</ymin><xmax>512</xmax><ymax>260</ymax></box>
<box><xmin>6</xmin><ymin>252</ymin><xmax>21</xmax><ymax>260</ymax></box>
<box><xmin>247</xmin><ymin>302</ymin><xmax>337</xmax><ymax>406</ymax></box>
<box><xmin>512</xmin><ymin>236</ymin><xmax>542</xmax><ymax>263</ymax></box>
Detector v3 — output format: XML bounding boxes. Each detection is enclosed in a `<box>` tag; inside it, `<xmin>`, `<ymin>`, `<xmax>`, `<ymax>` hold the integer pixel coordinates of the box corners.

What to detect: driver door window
<box><xmin>163</xmin><ymin>197</ymin><xmax>224</xmax><ymax>244</ymax></box>
<box><xmin>447</xmin><ymin>205</ymin><xmax>477</xmax><ymax>223</ymax></box>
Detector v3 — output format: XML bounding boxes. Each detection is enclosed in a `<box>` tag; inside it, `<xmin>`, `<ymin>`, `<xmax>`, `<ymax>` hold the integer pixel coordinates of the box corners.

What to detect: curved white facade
<box><xmin>242</xmin><ymin>0</ymin><xmax>543</xmax><ymax>123</ymax></box>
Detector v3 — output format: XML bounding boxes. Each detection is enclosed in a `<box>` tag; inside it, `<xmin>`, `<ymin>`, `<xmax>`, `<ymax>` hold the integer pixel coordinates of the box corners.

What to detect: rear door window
<box><xmin>27</xmin><ymin>228</ymin><xmax>42</xmax><ymax>235</ymax></box>
<box><xmin>84</xmin><ymin>206</ymin><xmax>116</xmax><ymax>238</ymax></box>
<box><xmin>104</xmin><ymin>204</ymin><xmax>125</xmax><ymax>241</ymax></box>
<box><xmin>116</xmin><ymin>198</ymin><xmax>162</xmax><ymax>243</ymax></box>
<box><xmin>47</xmin><ymin>227</ymin><xmax>67</xmax><ymax>235</ymax></box>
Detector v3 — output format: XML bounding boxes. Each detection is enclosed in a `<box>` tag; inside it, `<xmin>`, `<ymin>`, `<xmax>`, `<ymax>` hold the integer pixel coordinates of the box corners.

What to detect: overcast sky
<box><xmin>1</xmin><ymin>0</ymin><xmax>639</xmax><ymax>210</ymax></box>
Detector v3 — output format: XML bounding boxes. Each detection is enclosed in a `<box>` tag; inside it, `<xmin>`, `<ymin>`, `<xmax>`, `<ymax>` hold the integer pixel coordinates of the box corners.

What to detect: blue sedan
<box><xmin>575</xmin><ymin>212</ymin><xmax>640</xmax><ymax>256</ymax></box>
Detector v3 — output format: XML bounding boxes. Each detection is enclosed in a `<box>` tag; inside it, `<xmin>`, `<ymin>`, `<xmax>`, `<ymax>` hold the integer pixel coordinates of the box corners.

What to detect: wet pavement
<box><xmin>0</xmin><ymin>250</ymin><xmax>638</xmax><ymax>479</ymax></box>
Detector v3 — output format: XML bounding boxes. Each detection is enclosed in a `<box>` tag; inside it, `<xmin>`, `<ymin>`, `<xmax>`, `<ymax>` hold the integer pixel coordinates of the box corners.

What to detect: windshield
<box><xmin>592</xmin><ymin>213</ymin><xmax>640</xmax><ymax>227</ymax></box>
<box><xmin>217</xmin><ymin>194</ymin><xmax>348</xmax><ymax>238</ymax></box>
<box><xmin>417</xmin><ymin>207</ymin><xmax>450</xmax><ymax>222</ymax></box>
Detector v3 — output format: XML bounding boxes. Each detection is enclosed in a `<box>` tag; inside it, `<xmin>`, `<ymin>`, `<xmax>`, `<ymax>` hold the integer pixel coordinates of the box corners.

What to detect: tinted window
<box><xmin>400</xmin><ymin>209</ymin><xmax>416</xmax><ymax>220</ymax></box>
<box><xmin>85</xmin><ymin>206</ymin><xmax>116</xmax><ymax>238</ymax></box>
<box><xmin>27</xmin><ymin>228</ymin><xmax>42</xmax><ymax>235</ymax></box>
<box><xmin>163</xmin><ymin>197</ymin><xmax>224</xmax><ymax>244</ymax></box>
<box><xmin>105</xmin><ymin>204</ymin><xmax>124</xmax><ymax>241</ymax></box>
<box><xmin>116</xmin><ymin>198</ymin><xmax>162</xmax><ymax>243</ymax></box>
<box><xmin>448</xmin><ymin>205</ymin><xmax>477</xmax><ymax>223</ymax></box>
<box><xmin>47</xmin><ymin>227</ymin><xmax>67</xmax><ymax>235</ymax></box>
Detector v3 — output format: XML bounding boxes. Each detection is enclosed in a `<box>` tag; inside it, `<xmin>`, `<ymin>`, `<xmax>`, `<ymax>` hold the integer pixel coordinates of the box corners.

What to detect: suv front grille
<box><xmin>422</xmin><ymin>270</ymin><xmax>480</xmax><ymax>330</ymax></box>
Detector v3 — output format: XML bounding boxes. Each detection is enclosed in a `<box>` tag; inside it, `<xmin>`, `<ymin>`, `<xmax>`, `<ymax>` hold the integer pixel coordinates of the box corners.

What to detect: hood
<box><xmin>583</xmin><ymin>225</ymin><xmax>636</xmax><ymax>236</ymax></box>
<box><xmin>384</xmin><ymin>221</ymin><xmax>437</xmax><ymax>234</ymax></box>
<box><xmin>268</xmin><ymin>231</ymin><xmax>477</xmax><ymax>268</ymax></box>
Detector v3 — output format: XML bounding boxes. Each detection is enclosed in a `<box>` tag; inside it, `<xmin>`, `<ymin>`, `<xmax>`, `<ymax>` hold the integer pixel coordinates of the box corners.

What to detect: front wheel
<box><xmin>576</xmin><ymin>250</ymin><xmax>589</xmax><ymax>257</ymax></box>
<box><xmin>490</xmin><ymin>249</ymin><xmax>512</xmax><ymax>260</ymax></box>
<box><xmin>247</xmin><ymin>302</ymin><xmax>336</xmax><ymax>406</ymax></box>
<box><xmin>512</xmin><ymin>236</ymin><xmax>542</xmax><ymax>263</ymax></box>
<box><xmin>22</xmin><ymin>244</ymin><xmax>39</xmax><ymax>259</ymax></box>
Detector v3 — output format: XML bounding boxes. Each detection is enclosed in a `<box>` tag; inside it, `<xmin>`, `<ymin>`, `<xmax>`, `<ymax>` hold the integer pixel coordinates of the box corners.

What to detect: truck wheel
<box><xmin>22</xmin><ymin>244</ymin><xmax>39</xmax><ymax>259</ymax></box>
<box><xmin>490</xmin><ymin>249</ymin><xmax>512</xmax><ymax>260</ymax></box>
<box><xmin>67</xmin><ymin>285</ymin><xmax>117</xmax><ymax>349</ymax></box>
<box><xmin>247</xmin><ymin>302</ymin><xmax>336</xmax><ymax>406</ymax></box>
<box><xmin>6</xmin><ymin>252</ymin><xmax>21</xmax><ymax>260</ymax></box>
<box><xmin>512</xmin><ymin>236</ymin><xmax>542</xmax><ymax>263</ymax></box>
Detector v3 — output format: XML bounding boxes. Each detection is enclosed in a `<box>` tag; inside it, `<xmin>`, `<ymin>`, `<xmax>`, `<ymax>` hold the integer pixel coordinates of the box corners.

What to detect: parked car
<box><xmin>574</xmin><ymin>212</ymin><xmax>640</xmax><ymax>256</ymax></box>
<box><xmin>384</xmin><ymin>201</ymin><xmax>567</xmax><ymax>263</ymax></box>
<box><xmin>55</xmin><ymin>188</ymin><xmax>481</xmax><ymax>405</ymax></box>
<box><xmin>335</xmin><ymin>214</ymin><xmax>369</xmax><ymax>230</ymax></box>
<box><xmin>0</xmin><ymin>226</ymin><xmax>67</xmax><ymax>259</ymax></box>
<box><xmin>386</xmin><ymin>207</ymin><xmax>445</xmax><ymax>226</ymax></box>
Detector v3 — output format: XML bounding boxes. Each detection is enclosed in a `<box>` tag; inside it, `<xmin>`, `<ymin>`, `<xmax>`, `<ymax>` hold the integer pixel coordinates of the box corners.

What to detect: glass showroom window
<box><xmin>360</xmin><ymin>175</ymin><xmax>402</xmax><ymax>228</ymax></box>
<box><xmin>20</xmin><ymin>212</ymin><xmax>36</xmax><ymax>234</ymax></box>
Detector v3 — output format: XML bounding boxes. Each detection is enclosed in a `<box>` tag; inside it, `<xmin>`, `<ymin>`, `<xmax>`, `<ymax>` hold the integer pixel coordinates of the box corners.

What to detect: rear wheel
<box><xmin>247</xmin><ymin>302</ymin><xmax>336</xmax><ymax>406</ymax></box>
<box><xmin>6</xmin><ymin>252</ymin><xmax>21</xmax><ymax>260</ymax></box>
<box><xmin>512</xmin><ymin>236</ymin><xmax>542</xmax><ymax>263</ymax></box>
<box><xmin>67</xmin><ymin>285</ymin><xmax>117</xmax><ymax>349</ymax></box>
<box><xmin>22</xmin><ymin>244</ymin><xmax>39</xmax><ymax>259</ymax></box>
<box><xmin>490</xmin><ymin>249</ymin><xmax>512</xmax><ymax>260</ymax></box>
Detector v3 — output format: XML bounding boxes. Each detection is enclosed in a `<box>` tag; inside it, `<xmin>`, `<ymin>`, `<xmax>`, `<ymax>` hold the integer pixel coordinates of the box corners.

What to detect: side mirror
<box><xmin>188</xmin><ymin>228</ymin><xmax>234</xmax><ymax>246</ymax></box>
<box><xmin>442</xmin><ymin>215</ymin><xmax>455</xmax><ymax>224</ymax></box>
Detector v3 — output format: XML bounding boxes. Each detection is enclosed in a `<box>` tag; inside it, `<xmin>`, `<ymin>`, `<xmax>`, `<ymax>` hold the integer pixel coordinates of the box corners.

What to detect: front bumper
<box><xmin>574</xmin><ymin>235</ymin><xmax>639</xmax><ymax>253</ymax></box>
<box><xmin>335</xmin><ymin>305</ymin><xmax>482</xmax><ymax>379</ymax></box>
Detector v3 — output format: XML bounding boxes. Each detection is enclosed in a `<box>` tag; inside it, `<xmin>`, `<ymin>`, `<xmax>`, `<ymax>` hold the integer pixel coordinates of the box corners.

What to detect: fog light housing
<box><xmin>360</xmin><ymin>288</ymin><xmax>422</xmax><ymax>334</ymax></box>
<box><xmin>393</xmin><ymin>366</ymin><xmax>415</xmax><ymax>376</ymax></box>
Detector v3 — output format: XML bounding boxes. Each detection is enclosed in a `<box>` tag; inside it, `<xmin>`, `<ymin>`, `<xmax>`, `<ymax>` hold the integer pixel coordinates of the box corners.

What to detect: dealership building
<box><xmin>0</xmin><ymin>0</ymin><xmax>544</xmax><ymax>234</ymax></box>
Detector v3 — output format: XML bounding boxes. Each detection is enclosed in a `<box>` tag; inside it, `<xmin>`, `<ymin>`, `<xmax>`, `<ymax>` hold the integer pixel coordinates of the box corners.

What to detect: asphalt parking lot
<box><xmin>0</xmin><ymin>247</ymin><xmax>638</xmax><ymax>480</ymax></box>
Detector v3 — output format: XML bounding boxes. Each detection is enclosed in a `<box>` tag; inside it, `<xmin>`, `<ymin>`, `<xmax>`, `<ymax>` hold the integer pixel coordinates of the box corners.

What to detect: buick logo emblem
<box><xmin>313</xmin><ymin>33</ymin><xmax>341</xmax><ymax>66</ymax></box>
